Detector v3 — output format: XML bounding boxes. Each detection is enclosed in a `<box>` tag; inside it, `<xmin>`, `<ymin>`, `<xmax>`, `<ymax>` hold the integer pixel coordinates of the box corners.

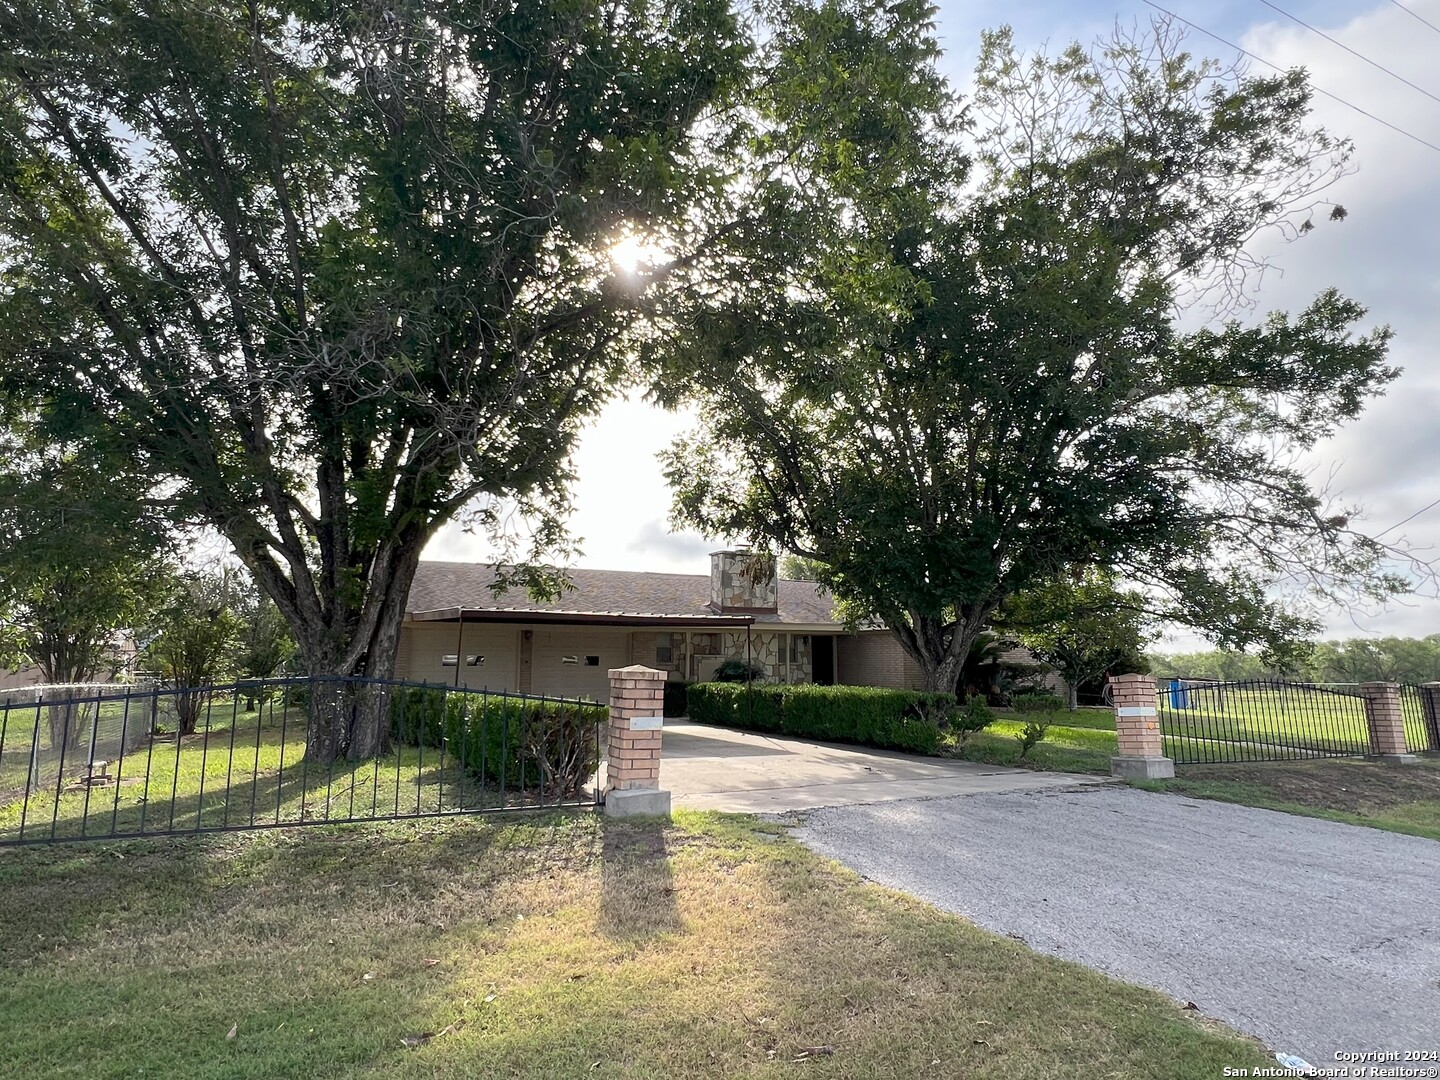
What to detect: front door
<box><xmin>812</xmin><ymin>635</ymin><xmax>835</xmax><ymax>685</ymax></box>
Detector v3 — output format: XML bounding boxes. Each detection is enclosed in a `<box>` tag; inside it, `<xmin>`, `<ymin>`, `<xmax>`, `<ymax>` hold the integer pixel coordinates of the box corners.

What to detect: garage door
<box><xmin>530</xmin><ymin>628</ymin><xmax>632</xmax><ymax>701</ymax></box>
<box><xmin>405</xmin><ymin>624</ymin><xmax>520</xmax><ymax>693</ymax></box>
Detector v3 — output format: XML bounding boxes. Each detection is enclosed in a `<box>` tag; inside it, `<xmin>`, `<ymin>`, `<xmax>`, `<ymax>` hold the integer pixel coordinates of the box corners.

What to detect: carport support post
<box><xmin>1360</xmin><ymin>682</ymin><xmax>1419</xmax><ymax>764</ymax></box>
<box><xmin>1110</xmin><ymin>673</ymin><xmax>1174</xmax><ymax>780</ymax></box>
<box><xmin>604</xmin><ymin>665</ymin><xmax>672</xmax><ymax>818</ymax></box>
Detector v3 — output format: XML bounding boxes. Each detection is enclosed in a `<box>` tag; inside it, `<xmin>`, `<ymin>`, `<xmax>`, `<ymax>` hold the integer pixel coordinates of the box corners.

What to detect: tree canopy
<box><xmin>0</xmin><ymin>423</ymin><xmax>172</xmax><ymax>690</ymax></box>
<box><xmin>657</xmin><ymin>4</ymin><xmax>1404</xmax><ymax>691</ymax></box>
<box><xmin>995</xmin><ymin>572</ymin><xmax>1154</xmax><ymax>708</ymax></box>
<box><xmin>1153</xmin><ymin>636</ymin><xmax>1440</xmax><ymax>685</ymax></box>
<box><xmin>0</xmin><ymin>0</ymin><xmax>749</xmax><ymax>758</ymax></box>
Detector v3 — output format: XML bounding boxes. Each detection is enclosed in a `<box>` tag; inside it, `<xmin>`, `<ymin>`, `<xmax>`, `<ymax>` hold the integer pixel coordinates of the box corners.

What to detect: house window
<box><xmin>789</xmin><ymin>635</ymin><xmax>810</xmax><ymax>664</ymax></box>
<box><xmin>443</xmin><ymin>654</ymin><xmax>485</xmax><ymax>668</ymax></box>
<box><xmin>561</xmin><ymin>655</ymin><xmax>579</xmax><ymax>665</ymax></box>
<box><xmin>655</xmin><ymin>634</ymin><xmax>673</xmax><ymax>664</ymax></box>
<box><xmin>584</xmin><ymin>655</ymin><xmax>600</xmax><ymax>667</ymax></box>
<box><xmin>466</xmin><ymin>655</ymin><xmax>485</xmax><ymax>667</ymax></box>
<box><xmin>441</xmin><ymin>654</ymin><xmax>458</xmax><ymax>667</ymax></box>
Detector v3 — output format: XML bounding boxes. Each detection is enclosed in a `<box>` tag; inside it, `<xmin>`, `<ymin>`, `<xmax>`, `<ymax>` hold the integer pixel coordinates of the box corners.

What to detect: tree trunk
<box><xmin>300</xmin><ymin>541</ymin><xmax>420</xmax><ymax>763</ymax></box>
<box><xmin>921</xmin><ymin>651</ymin><xmax>965</xmax><ymax>695</ymax></box>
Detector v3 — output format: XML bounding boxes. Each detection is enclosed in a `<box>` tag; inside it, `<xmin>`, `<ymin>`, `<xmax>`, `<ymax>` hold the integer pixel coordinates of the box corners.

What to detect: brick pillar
<box><xmin>1110</xmin><ymin>673</ymin><xmax>1174</xmax><ymax>780</ymax></box>
<box><xmin>1419</xmin><ymin>683</ymin><xmax>1440</xmax><ymax>754</ymax></box>
<box><xmin>604</xmin><ymin>665</ymin><xmax>672</xmax><ymax>817</ymax></box>
<box><xmin>1360</xmin><ymin>682</ymin><xmax>1418</xmax><ymax>764</ymax></box>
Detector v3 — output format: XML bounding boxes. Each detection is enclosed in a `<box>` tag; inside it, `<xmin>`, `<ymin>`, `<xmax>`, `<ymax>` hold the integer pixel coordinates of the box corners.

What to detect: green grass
<box><xmin>0</xmin><ymin>812</ymin><xmax>1271</xmax><ymax>1079</ymax></box>
<box><xmin>1133</xmin><ymin>757</ymin><xmax>1440</xmax><ymax>841</ymax></box>
<box><xmin>1</xmin><ymin>697</ymin><xmax>582</xmax><ymax>845</ymax></box>
<box><xmin>947</xmin><ymin>716</ymin><xmax>1118</xmax><ymax>774</ymax></box>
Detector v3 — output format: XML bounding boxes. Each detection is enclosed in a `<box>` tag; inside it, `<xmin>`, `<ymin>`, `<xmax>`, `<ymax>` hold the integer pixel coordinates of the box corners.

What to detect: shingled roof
<box><xmin>406</xmin><ymin>561</ymin><xmax>840</xmax><ymax>626</ymax></box>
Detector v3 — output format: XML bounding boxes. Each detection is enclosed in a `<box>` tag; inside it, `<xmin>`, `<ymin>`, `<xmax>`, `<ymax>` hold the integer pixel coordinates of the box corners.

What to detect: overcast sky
<box><xmin>427</xmin><ymin>0</ymin><xmax>1440</xmax><ymax>648</ymax></box>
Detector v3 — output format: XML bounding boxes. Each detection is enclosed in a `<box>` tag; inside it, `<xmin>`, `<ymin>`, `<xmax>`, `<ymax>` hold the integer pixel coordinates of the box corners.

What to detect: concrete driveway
<box><xmin>790</xmin><ymin>787</ymin><xmax>1440</xmax><ymax>1064</ymax></box>
<box><xmin>659</xmin><ymin>722</ymin><xmax>1105</xmax><ymax>812</ymax></box>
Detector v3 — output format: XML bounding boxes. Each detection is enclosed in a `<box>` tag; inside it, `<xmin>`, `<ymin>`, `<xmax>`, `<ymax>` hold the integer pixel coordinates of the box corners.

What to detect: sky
<box><xmin>427</xmin><ymin>0</ymin><xmax>1440</xmax><ymax>649</ymax></box>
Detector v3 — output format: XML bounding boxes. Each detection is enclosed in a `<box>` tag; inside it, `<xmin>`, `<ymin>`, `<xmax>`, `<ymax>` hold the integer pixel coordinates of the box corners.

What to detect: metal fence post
<box><xmin>604</xmin><ymin>665</ymin><xmax>670</xmax><ymax>817</ymax></box>
<box><xmin>1110</xmin><ymin>673</ymin><xmax>1174</xmax><ymax>779</ymax></box>
<box><xmin>1361</xmin><ymin>682</ymin><xmax>1419</xmax><ymax>764</ymax></box>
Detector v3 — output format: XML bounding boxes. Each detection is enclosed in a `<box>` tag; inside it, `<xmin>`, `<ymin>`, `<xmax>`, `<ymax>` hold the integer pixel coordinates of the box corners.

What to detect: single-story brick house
<box><xmin>397</xmin><ymin>549</ymin><xmax>1065</xmax><ymax>702</ymax></box>
<box><xmin>397</xmin><ymin>549</ymin><xmax>867</xmax><ymax>700</ymax></box>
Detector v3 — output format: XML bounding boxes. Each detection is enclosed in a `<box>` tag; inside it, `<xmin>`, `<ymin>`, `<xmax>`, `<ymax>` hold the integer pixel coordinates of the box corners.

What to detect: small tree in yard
<box><xmin>0</xmin><ymin>426</ymin><xmax>171</xmax><ymax>747</ymax></box>
<box><xmin>144</xmin><ymin>573</ymin><xmax>244</xmax><ymax>736</ymax></box>
<box><xmin>658</xmin><ymin>8</ymin><xmax>1409</xmax><ymax>693</ymax></box>
<box><xmin>231</xmin><ymin>584</ymin><xmax>297</xmax><ymax>709</ymax></box>
<box><xmin>996</xmin><ymin>572</ymin><xmax>1154</xmax><ymax>709</ymax></box>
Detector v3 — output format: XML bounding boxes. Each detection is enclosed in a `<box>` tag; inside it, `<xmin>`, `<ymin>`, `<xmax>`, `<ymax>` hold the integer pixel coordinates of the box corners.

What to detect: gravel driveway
<box><xmin>789</xmin><ymin>787</ymin><xmax>1440</xmax><ymax>1064</ymax></box>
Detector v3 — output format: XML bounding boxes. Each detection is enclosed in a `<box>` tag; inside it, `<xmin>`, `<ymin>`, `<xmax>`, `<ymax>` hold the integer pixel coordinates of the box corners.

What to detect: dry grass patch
<box><xmin>0</xmin><ymin>811</ymin><xmax>1269</xmax><ymax>1079</ymax></box>
<box><xmin>1139</xmin><ymin>757</ymin><xmax>1440</xmax><ymax>840</ymax></box>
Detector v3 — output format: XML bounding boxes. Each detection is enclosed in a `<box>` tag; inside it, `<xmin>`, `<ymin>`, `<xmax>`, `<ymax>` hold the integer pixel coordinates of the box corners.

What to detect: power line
<box><xmin>1376</xmin><ymin>495</ymin><xmax>1440</xmax><ymax>538</ymax></box>
<box><xmin>1254</xmin><ymin>0</ymin><xmax>1440</xmax><ymax>107</ymax></box>
<box><xmin>1141</xmin><ymin>0</ymin><xmax>1440</xmax><ymax>155</ymax></box>
<box><xmin>1383</xmin><ymin>0</ymin><xmax>1440</xmax><ymax>40</ymax></box>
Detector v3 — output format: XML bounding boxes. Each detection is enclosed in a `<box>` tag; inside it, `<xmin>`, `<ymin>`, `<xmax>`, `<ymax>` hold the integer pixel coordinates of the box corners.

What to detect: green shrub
<box><xmin>713</xmin><ymin>658</ymin><xmax>768</xmax><ymax>683</ymax></box>
<box><xmin>662</xmin><ymin>680</ymin><xmax>691</xmax><ymax>718</ymax></box>
<box><xmin>685</xmin><ymin>682</ymin><xmax>954</xmax><ymax>754</ymax></box>
<box><xmin>1017</xmin><ymin>718</ymin><xmax>1051</xmax><ymax>759</ymax></box>
<box><xmin>390</xmin><ymin>686</ymin><xmax>605</xmax><ymax>795</ymax></box>
<box><xmin>951</xmin><ymin>697</ymin><xmax>994</xmax><ymax>745</ymax></box>
<box><xmin>1012</xmin><ymin>689</ymin><xmax>1065</xmax><ymax>713</ymax></box>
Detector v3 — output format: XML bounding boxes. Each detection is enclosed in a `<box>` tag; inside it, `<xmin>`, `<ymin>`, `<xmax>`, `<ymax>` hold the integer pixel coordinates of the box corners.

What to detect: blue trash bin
<box><xmin>1169</xmin><ymin>678</ymin><xmax>1189</xmax><ymax>709</ymax></box>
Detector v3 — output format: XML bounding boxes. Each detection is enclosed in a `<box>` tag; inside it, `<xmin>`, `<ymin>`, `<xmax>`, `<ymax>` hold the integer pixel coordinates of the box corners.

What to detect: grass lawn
<box><xmin>947</xmin><ymin>712</ymin><xmax>1118</xmax><ymax>775</ymax></box>
<box><xmin>1134</xmin><ymin>757</ymin><xmax>1440</xmax><ymax>841</ymax></box>
<box><xmin>0</xmin><ymin>811</ymin><xmax>1269</xmax><ymax>1080</ymax></box>
<box><xmin>1</xmin><ymin>699</ymin><xmax>590</xmax><ymax>845</ymax></box>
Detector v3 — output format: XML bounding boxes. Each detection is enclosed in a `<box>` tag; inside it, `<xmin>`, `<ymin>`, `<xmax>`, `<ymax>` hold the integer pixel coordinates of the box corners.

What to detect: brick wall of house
<box><xmin>836</xmin><ymin>631</ymin><xmax>923</xmax><ymax>690</ymax></box>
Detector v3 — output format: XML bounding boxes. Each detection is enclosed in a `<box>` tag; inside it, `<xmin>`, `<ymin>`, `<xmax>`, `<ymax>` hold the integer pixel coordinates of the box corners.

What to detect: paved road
<box><xmin>789</xmin><ymin>787</ymin><xmax>1440</xmax><ymax>1063</ymax></box>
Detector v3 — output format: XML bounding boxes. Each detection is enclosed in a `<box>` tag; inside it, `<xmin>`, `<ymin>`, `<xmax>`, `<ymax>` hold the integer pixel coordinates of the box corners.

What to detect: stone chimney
<box><xmin>710</xmin><ymin>548</ymin><xmax>778</xmax><ymax>613</ymax></box>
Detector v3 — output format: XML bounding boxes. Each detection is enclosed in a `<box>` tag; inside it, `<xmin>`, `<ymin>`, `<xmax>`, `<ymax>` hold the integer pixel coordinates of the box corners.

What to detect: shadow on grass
<box><xmin>599</xmin><ymin>816</ymin><xmax>682</xmax><ymax>942</ymax></box>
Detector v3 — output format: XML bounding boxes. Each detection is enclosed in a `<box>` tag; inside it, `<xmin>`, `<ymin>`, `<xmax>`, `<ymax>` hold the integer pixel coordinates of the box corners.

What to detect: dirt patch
<box><xmin>1178</xmin><ymin>758</ymin><xmax>1440</xmax><ymax>813</ymax></box>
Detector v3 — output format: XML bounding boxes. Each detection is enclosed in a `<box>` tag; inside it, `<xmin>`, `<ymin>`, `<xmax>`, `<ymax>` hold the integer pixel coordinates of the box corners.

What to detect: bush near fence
<box><xmin>686</xmin><ymin>682</ymin><xmax>954</xmax><ymax>754</ymax></box>
<box><xmin>390</xmin><ymin>687</ymin><xmax>605</xmax><ymax>795</ymax></box>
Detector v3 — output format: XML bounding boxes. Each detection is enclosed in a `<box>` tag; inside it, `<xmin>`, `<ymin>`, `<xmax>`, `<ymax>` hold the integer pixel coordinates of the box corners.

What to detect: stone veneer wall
<box><xmin>711</xmin><ymin>550</ymin><xmax>778</xmax><ymax>612</ymax></box>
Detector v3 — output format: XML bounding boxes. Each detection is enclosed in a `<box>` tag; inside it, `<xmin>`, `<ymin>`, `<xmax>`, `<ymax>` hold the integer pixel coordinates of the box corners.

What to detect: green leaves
<box><xmin>657</xmin><ymin>14</ymin><xmax>1401</xmax><ymax>690</ymax></box>
<box><xmin>0</xmin><ymin>0</ymin><xmax>751</xmax><ymax>698</ymax></box>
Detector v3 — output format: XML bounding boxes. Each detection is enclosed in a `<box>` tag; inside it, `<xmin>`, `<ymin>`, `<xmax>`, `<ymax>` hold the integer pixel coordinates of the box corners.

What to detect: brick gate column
<box><xmin>1360</xmin><ymin>682</ymin><xmax>1419</xmax><ymax>764</ymax></box>
<box><xmin>604</xmin><ymin>665</ymin><xmax>672</xmax><ymax>817</ymax></box>
<box><xmin>1110</xmin><ymin>673</ymin><xmax>1174</xmax><ymax>780</ymax></box>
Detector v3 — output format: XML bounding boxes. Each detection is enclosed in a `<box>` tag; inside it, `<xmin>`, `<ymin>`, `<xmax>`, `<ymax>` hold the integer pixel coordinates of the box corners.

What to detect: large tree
<box><xmin>0</xmin><ymin>0</ymin><xmax>747</xmax><ymax>758</ymax></box>
<box><xmin>657</xmin><ymin>5</ymin><xmax>1406</xmax><ymax>692</ymax></box>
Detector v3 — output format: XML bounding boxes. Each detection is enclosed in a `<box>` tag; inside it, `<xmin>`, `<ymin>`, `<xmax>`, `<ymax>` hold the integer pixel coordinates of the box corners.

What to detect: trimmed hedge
<box><xmin>686</xmin><ymin>682</ymin><xmax>954</xmax><ymax>755</ymax></box>
<box><xmin>390</xmin><ymin>686</ymin><xmax>605</xmax><ymax>794</ymax></box>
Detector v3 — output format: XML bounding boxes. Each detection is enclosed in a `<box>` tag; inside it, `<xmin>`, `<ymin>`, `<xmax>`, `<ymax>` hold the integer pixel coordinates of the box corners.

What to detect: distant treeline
<box><xmin>1149</xmin><ymin>635</ymin><xmax>1440</xmax><ymax>686</ymax></box>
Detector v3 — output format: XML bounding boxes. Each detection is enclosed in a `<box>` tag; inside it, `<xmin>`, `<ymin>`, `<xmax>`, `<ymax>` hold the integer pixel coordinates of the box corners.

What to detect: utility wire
<box><xmin>1383</xmin><ymin>0</ymin><xmax>1440</xmax><ymax>40</ymax></box>
<box><xmin>1254</xmin><ymin>0</ymin><xmax>1440</xmax><ymax>106</ymax></box>
<box><xmin>1141</xmin><ymin>0</ymin><xmax>1440</xmax><ymax>155</ymax></box>
<box><xmin>1376</xmin><ymin>495</ymin><xmax>1440</xmax><ymax>538</ymax></box>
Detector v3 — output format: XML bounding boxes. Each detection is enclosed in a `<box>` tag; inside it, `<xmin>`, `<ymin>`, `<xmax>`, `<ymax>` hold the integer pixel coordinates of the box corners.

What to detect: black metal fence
<box><xmin>1399</xmin><ymin>683</ymin><xmax>1440</xmax><ymax>755</ymax></box>
<box><xmin>0</xmin><ymin>676</ymin><xmax>607</xmax><ymax>847</ymax></box>
<box><xmin>1157</xmin><ymin>678</ymin><xmax>1375</xmax><ymax>764</ymax></box>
